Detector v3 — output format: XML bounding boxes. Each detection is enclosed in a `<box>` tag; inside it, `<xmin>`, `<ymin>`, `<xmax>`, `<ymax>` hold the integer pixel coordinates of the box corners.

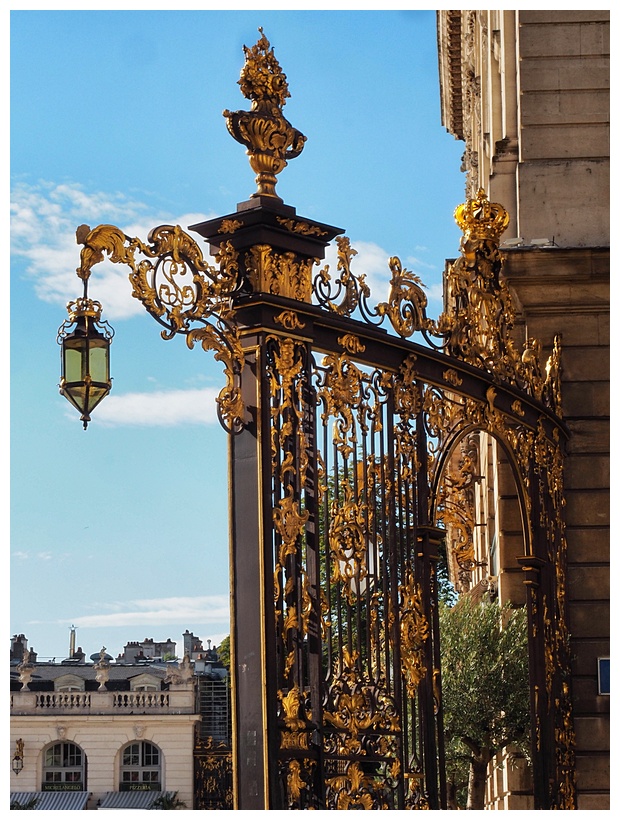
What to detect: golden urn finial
<box><xmin>223</xmin><ymin>28</ymin><xmax>306</xmax><ymax>202</ymax></box>
<box><xmin>454</xmin><ymin>188</ymin><xmax>510</xmax><ymax>243</ymax></box>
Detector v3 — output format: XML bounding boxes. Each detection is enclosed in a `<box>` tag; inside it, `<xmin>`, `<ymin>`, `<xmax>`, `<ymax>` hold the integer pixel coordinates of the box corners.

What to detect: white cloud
<box><xmin>11</xmin><ymin>180</ymin><xmax>217</xmax><ymax>320</ymax></box>
<box><xmin>89</xmin><ymin>387</ymin><xmax>221</xmax><ymax>427</ymax></box>
<box><xmin>67</xmin><ymin>595</ymin><xmax>230</xmax><ymax>629</ymax></box>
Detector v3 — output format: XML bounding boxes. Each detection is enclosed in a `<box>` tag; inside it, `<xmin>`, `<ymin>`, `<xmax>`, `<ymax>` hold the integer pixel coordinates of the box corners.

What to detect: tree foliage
<box><xmin>439</xmin><ymin>596</ymin><xmax>530</xmax><ymax>809</ymax></box>
<box><xmin>217</xmin><ymin>635</ymin><xmax>231</xmax><ymax>670</ymax></box>
<box><xmin>436</xmin><ymin>538</ymin><xmax>458</xmax><ymax>607</ymax></box>
<box><xmin>10</xmin><ymin>796</ymin><xmax>40</xmax><ymax>810</ymax></box>
<box><xmin>149</xmin><ymin>791</ymin><xmax>187</xmax><ymax>810</ymax></box>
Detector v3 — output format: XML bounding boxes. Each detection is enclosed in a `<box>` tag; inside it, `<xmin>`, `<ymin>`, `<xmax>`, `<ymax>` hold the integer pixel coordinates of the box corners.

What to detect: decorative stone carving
<box><xmin>94</xmin><ymin>646</ymin><xmax>110</xmax><ymax>691</ymax></box>
<box><xmin>17</xmin><ymin>650</ymin><xmax>34</xmax><ymax>691</ymax></box>
<box><xmin>165</xmin><ymin>653</ymin><xmax>194</xmax><ymax>687</ymax></box>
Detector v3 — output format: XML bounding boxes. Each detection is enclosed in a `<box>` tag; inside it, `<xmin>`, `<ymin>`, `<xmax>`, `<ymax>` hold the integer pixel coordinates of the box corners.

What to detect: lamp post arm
<box><xmin>74</xmin><ymin>222</ymin><xmax>246</xmax><ymax>433</ymax></box>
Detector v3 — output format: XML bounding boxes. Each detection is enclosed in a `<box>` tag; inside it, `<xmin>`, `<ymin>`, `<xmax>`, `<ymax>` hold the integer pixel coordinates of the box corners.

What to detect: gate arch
<box><xmin>62</xmin><ymin>32</ymin><xmax>575</xmax><ymax>809</ymax></box>
<box><xmin>432</xmin><ymin>426</ymin><xmax>531</xmax><ymax>596</ymax></box>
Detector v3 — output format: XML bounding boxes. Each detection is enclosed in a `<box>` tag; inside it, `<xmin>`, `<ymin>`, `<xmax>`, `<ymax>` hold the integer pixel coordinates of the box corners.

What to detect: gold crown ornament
<box><xmin>454</xmin><ymin>189</ymin><xmax>510</xmax><ymax>242</ymax></box>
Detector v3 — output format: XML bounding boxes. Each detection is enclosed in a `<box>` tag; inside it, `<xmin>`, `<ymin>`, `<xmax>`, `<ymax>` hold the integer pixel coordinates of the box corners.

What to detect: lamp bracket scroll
<box><xmin>60</xmin><ymin>222</ymin><xmax>246</xmax><ymax>434</ymax></box>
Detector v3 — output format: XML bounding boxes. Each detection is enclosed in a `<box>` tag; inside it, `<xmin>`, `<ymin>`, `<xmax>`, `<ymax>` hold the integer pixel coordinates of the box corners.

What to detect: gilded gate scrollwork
<box><xmin>67</xmin><ymin>32</ymin><xmax>575</xmax><ymax>811</ymax></box>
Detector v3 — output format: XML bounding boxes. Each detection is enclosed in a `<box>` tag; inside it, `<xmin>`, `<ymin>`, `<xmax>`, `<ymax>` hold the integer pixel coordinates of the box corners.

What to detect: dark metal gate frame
<box><xmin>68</xmin><ymin>31</ymin><xmax>576</xmax><ymax>810</ymax></box>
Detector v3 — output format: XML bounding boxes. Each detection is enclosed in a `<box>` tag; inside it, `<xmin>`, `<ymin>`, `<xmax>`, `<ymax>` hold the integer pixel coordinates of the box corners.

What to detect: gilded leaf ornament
<box><xmin>277</xmin><ymin>217</ymin><xmax>328</xmax><ymax>237</ymax></box>
<box><xmin>376</xmin><ymin>256</ymin><xmax>429</xmax><ymax>337</ymax></box>
<box><xmin>400</xmin><ymin>571</ymin><xmax>429</xmax><ymax>698</ymax></box>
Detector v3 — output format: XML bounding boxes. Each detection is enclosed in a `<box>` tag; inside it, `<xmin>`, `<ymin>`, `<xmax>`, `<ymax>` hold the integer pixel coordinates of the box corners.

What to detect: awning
<box><xmin>10</xmin><ymin>791</ymin><xmax>91</xmax><ymax>810</ymax></box>
<box><xmin>98</xmin><ymin>791</ymin><xmax>162</xmax><ymax>809</ymax></box>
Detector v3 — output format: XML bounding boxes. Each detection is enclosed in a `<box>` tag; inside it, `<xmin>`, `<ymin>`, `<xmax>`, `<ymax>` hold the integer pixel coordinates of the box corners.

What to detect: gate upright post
<box><xmin>191</xmin><ymin>196</ymin><xmax>341</xmax><ymax>808</ymax></box>
<box><xmin>415</xmin><ymin>410</ymin><xmax>447</xmax><ymax>809</ymax></box>
<box><xmin>227</xmin><ymin>335</ymin><xmax>275</xmax><ymax>809</ymax></box>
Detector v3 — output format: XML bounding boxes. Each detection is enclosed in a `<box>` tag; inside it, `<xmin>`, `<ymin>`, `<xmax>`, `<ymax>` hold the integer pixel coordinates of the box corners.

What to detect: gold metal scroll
<box><xmin>75</xmin><ymin>223</ymin><xmax>245</xmax><ymax>433</ymax></box>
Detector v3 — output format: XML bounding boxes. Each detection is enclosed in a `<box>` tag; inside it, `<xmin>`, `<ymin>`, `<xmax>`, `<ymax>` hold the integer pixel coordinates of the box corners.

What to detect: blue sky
<box><xmin>9</xmin><ymin>6</ymin><xmax>466</xmax><ymax>662</ymax></box>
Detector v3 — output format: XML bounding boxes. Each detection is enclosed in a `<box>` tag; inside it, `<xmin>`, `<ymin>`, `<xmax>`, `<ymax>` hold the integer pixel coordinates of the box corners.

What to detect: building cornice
<box><xmin>437</xmin><ymin>10</ymin><xmax>465</xmax><ymax>140</ymax></box>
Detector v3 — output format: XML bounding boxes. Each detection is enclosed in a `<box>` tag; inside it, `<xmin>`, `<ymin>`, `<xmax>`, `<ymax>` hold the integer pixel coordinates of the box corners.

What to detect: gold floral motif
<box><xmin>324</xmin><ymin>647</ymin><xmax>400</xmax><ymax>763</ymax></box>
<box><xmin>274</xmin><ymin>310</ymin><xmax>306</xmax><ymax>330</ymax></box>
<box><xmin>423</xmin><ymin>385</ymin><xmax>457</xmax><ymax>439</ymax></box>
<box><xmin>187</xmin><ymin>322</ymin><xmax>245</xmax><ymax>434</ymax></box>
<box><xmin>404</xmin><ymin>774</ymin><xmax>431</xmax><ymax>809</ymax></box>
<box><xmin>326</xmin><ymin>762</ymin><xmax>387</xmax><ymax>810</ymax></box>
<box><xmin>273</xmin><ymin>486</ymin><xmax>309</xmax><ymax>564</ymax></box>
<box><xmin>246</xmin><ymin>244</ymin><xmax>314</xmax><ymax>301</ymax></box>
<box><xmin>299</xmin><ymin>570</ymin><xmax>313</xmax><ymax>635</ymax></box>
<box><xmin>543</xmin><ymin>335</ymin><xmax>563</xmax><ymax>417</ymax></box>
<box><xmin>223</xmin><ymin>29</ymin><xmax>306</xmax><ymax>200</ymax></box>
<box><xmin>278</xmin><ymin>685</ymin><xmax>307</xmax><ymax>731</ymax></box>
<box><xmin>443</xmin><ymin>368</ymin><xmax>463</xmax><ymax>386</ymax></box>
<box><xmin>436</xmin><ymin>435</ymin><xmax>479</xmax><ymax>590</ymax></box>
<box><xmin>267</xmin><ymin>336</ymin><xmax>310</xmax><ymax>485</ymax></box>
<box><xmin>314</xmin><ymin>236</ymin><xmax>369</xmax><ymax>317</ymax></box>
<box><xmin>280</xmin><ymin>731</ymin><xmax>309</xmax><ymax>751</ymax></box>
<box><xmin>486</xmin><ymin>385</ymin><xmax>497</xmax><ymax>413</ymax></box>
<box><xmin>283</xmin><ymin>648</ymin><xmax>296</xmax><ymax>678</ymax></box>
<box><xmin>328</xmin><ymin>483</ymin><xmax>369</xmax><ymax>602</ymax></box>
<box><xmin>75</xmin><ymin>223</ymin><xmax>142</xmax><ymax>281</ymax></box>
<box><xmin>318</xmin><ymin>351</ymin><xmax>365</xmax><ymax>459</ymax></box>
<box><xmin>400</xmin><ymin>571</ymin><xmax>430</xmax><ymax>698</ymax></box>
<box><xmin>393</xmin><ymin>355</ymin><xmax>421</xmax><ymax>419</ymax></box>
<box><xmin>218</xmin><ymin>218</ymin><xmax>244</xmax><ymax>234</ymax></box>
<box><xmin>286</xmin><ymin>759</ymin><xmax>308</xmax><ymax>799</ymax></box>
<box><xmin>276</xmin><ymin>217</ymin><xmax>328</xmax><ymax>237</ymax></box>
<box><xmin>337</xmin><ymin>333</ymin><xmax>366</xmax><ymax>355</ymax></box>
<box><xmin>283</xmin><ymin>604</ymin><xmax>299</xmax><ymax>636</ymax></box>
<box><xmin>376</xmin><ymin>256</ymin><xmax>430</xmax><ymax>338</ymax></box>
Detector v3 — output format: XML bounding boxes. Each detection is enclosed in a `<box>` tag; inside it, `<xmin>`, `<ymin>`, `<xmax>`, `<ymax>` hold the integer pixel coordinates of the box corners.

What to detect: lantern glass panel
<box><xmin>89</xmin><ymin>343</ymin><xmax>109</xmax><ymax>383</ymax></box>
<box><xmin>63</xmin><ymin>384</ymin><xmax>88</xmax><ymax>415</ymax></box>
<box><xmin>87</xmin><ymin>383</ymin><xmax>108</xmax><ymax>414</ymax></box>
<box><xmin>64</xmin><ymin>342</ymin><xmax>86</xmax><ymax>383</ymax></box>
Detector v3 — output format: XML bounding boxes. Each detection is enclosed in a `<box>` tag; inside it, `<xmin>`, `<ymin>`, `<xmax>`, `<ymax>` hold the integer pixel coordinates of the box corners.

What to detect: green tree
<box><xmin>149</xmin><ymin>791</ymin><xmax>187</xmax><ymax>810</ymax></box>
<box><xmin>439</xmin><ymin>596</ymin><xmax>530</xmax><ymax>809</ymax></box>
<box><xmin>10</xmin><ymin>796</ymin><xmax>39</xmax><ymax>810</ymax></box>
<box><xmin>436</xmin><ymin>538</ymin><xmax>458</xmax><ymax>607</ymax></box>
<box><xmin>217</xmin><ymin>635</ymin><xmax>231</xmax><ymax>669</ymax></box>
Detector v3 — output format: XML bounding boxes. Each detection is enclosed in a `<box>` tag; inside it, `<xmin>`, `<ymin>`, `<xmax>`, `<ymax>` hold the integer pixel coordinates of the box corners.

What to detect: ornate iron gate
<box><xmin>64</xmin><ymin>31</ymin><xmax>575</xmax><ymax>810</ymax></box>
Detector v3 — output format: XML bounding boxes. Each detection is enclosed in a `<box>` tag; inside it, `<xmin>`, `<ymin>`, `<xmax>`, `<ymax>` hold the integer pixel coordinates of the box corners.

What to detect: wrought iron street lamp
<box><xmin>57</xmin><ymin>234</ymin><xmax>114</xmax><ymax>429</ymax></box>
<box><xmin>12</xmin><ymin>739</ymin><xmax>24</xmax><ymax>775</ymax></box>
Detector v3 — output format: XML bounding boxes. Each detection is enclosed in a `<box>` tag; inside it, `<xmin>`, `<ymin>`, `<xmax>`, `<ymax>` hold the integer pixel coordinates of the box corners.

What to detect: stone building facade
<box><xmin>437</xmin><ymin>10</ymin><xmax>609</xmax><ymax>809</ymax></box>
<box><xmin>10</xmin><ymin>652</ymin><xmax>199</xmax><ymax>809</ymax></box>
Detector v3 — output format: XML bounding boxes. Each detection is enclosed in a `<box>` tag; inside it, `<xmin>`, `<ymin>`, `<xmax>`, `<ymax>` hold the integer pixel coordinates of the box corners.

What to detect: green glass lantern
<box><xmin>57</xmin><ymin>294</ymin><xmax>114</xmax><ymax>429</ymax></box>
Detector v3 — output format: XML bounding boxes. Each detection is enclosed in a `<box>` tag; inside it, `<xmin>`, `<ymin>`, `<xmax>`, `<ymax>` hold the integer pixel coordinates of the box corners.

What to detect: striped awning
<box><xmin>10</xmin><ymin>791</ymin><xmax>91</xmax><ymax>810</ymax></box>
<box><xmin>98</xmin><ymin>790</ymin><xmax>162</xmax><ymax>809</ymax></box>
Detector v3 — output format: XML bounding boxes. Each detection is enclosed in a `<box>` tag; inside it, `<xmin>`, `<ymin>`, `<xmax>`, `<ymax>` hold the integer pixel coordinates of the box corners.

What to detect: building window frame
<box><xmin>119</xmin><ymin>740</ymin><xmax>162</xmax><ymax>792</ymax></box>
<box><xmin>41</xmin><ymin>741</ymin><xmax>86</xmax><ymax>791</ymax></box>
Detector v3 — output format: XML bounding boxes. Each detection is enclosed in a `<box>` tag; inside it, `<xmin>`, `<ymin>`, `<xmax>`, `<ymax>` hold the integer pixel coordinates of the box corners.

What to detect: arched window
<box><xmin>120</xmin><ymin>741</ymin><xmax>162</xmax><ymax>791</ymax></box>
<box><xmin>42</xmin><ymin>741</ymin><xmax>86</xmax><ymax>790</ymax></box>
